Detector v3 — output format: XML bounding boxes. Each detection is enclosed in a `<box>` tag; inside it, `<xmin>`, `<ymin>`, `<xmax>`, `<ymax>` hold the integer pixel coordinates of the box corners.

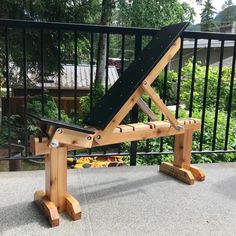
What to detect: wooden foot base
<box><xmin>159</xmin><ymin>162</ymin><xmax>205</xmax><ymax>185</ymax></box>
<box><xmin>65</xmin><ymin>193</ymin><xmax>82</xmax><ymax>220</ymax></box>
<box><xmin>34</xmin><ymin>190</ymin><xmax>82</xmax><ymax>227</ymax></box>
<box><xmin>189</xmin><ymin>165</ymin><xmax>205</xmax><ymax>181</ymax></box>
<box><xmin>34</xmin><ymin>190</ymin><xmax>60</xmax><ymax>227</ymax></box>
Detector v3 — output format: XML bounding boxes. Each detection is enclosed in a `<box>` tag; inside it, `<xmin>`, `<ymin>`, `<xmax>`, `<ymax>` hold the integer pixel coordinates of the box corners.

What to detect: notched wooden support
<box><xmin>65</xmin><ymin>193</ymin><xmax>82</xmax><ymax>220</ymax></box>
<box><xmin>159</xmin><ymin>162</ymin><xmax>195</xmax><ymax>185</ymax></box>
<box><xmin>189</xmin><ymin>165</ymin><xmax>205</xmax><ymax>181</ymax></box>
<box><xmin>50</xmin><ymin>128</ymin><xmax>95</xmax><ymax>148</ymax></box>
<box><xmin>34</xmin><ymin>190</ymin><xmax>60</xmax><ymax>227</ymax></box>
<box><xmin>159</xmin><ymin>128</ymin><xmax>205</xmax><ymax>184</ymax></box>
<box><xmin>30</xmin><ymin>136</ymin><xmax>50</xmax><ymax>155</ymax></box>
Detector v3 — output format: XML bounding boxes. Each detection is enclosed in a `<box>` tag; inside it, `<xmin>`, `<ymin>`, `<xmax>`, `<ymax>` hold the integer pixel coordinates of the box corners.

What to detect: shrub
<box><xmin>120</xmin><ymin>60</ymin><xmax>236</xmax><ymax>165</ymax></box>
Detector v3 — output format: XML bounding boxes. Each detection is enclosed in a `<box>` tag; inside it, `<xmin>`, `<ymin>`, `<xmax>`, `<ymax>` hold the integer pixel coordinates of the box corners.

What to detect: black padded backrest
<box><xmin>84</xmin><ymin>22</ymin><xmax>189</xmax><ymax>130</ymax></box>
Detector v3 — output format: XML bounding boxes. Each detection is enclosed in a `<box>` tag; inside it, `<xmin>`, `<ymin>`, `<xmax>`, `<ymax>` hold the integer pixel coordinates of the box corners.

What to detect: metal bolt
<box><xmin>57</xmin><ymin>128</ymin><xmax>62</xmax><ymax>134</ymax></box>
<box><xmin>177</xmin><ymin>125</ymin><xmax>184</xmax><ymax>130</ymax></box>
<box><xmin>51</xmin><ymin>139</ymin><xmax>59</xmax><ymax>148</ymax></box>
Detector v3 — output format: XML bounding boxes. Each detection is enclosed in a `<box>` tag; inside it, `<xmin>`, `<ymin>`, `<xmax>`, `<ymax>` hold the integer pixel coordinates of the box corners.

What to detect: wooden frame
<box><xmin>34</xmin><ymin>147</ymin><xmax>81</xmax><ymax>227</ymax></box>
<box><xmin>30</xmin><ymin>37</ymin><xmax>205</xmax><ymax>227</ymax></box>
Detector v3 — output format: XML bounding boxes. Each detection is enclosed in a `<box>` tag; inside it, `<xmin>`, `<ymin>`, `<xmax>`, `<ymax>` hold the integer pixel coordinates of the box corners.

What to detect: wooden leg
<box><xmin>45</xmin><ymin>147</ymin><xmax>67</xmax><ymax>212</ymax></box>
<box><xmin>34</xmin><ymin>146</ymin><xmax>82</xmax><ymax>227</ymax></box>
<box><xmin>160</xmin><ymin>129</ymin><xmax>205</xmax><ymax>184</ymax></box>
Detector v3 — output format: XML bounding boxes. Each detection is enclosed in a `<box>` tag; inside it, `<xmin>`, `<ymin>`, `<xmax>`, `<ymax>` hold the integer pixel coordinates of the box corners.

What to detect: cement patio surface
<box><xmin>1</xmin><ymin>163</ymin><xmax>236</xmax><ymax>236</ymax></box>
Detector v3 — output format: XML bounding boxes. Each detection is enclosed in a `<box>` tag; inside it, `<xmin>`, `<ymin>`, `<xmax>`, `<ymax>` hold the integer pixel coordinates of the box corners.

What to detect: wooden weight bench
<box><xmin>28</xmin><ymin>22</ymin><xmax>205</xmax><ymax>227</ymax></box>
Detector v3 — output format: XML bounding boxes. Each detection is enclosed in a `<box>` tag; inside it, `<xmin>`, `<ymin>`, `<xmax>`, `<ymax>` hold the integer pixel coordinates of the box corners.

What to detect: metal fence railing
<box><xmin>0</xmin><ymin>19</ymin><xmax>235</xmax><ymax>165</ymax></box>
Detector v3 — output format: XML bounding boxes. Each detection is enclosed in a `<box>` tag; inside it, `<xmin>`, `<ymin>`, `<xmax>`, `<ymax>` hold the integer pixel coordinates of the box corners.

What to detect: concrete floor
<box><xmin>1</xmin><ymin>163</ymin><xmax>236</xmax><ymax>236</ymax></box>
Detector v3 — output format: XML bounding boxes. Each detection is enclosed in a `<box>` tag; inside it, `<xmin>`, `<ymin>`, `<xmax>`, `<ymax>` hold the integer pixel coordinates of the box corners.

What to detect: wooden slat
<box><xmin>127</xmin><ymin>123</ymin><xmax>152</xmax><ymax>131</ymax></box>
<box><xmin>116</xmin><ymin>125</ymin><xmax>134</xmax><ymax>133</ymax></box>
<box><xmin>94</xmin><ymin>119</ymin><xmax>200</xmax><ymax>146</ymax></box>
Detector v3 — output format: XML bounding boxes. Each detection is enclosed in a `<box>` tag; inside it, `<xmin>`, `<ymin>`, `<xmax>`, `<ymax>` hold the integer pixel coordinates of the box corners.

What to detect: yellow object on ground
<box><xmin>67</xmin><ymin>156</ymin><xmax>124</xmax><ymax>169</ymax></box>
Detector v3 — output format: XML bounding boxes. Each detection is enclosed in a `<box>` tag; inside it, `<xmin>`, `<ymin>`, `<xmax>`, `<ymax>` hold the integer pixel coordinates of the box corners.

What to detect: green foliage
<box><xmin>79</xmin><ymin>84</ymin><xmax>105</xmax><ymax>122</ymax></box>
<box><xmin>121</xmin><ymin>61</ymin><xmax>236</xmax><ymax>165</ymax></box>
<box><xmin>0</xmin><ymin>94</ymin><xmax>71</xmax><ymax>145</ymax></box>
<box><xmin>0</xmin><ymin>0</ymin><xmax>100</xmax><ymax>82</ymax></box>
<box><xmin>180</xmin><ymin>60</ymin><xmax>236</xmax><ymax>112</ymax></box>
<box><xmin>116</xmin><ymin>0</ymin><xmax>195</xmax><ymax>28</ymax></box>
<box><xmin>217</xmin><ymin>4</ymin><xmax>236</xmax><ymax>25</ymax></box>
<box><xmin>0</xmin><ymin>115</ymin><xmax>25</xmax><ymax>145</ymax></box>
<box><xmin>27</xmin><ymin>94</ymin><xmax>71</xmax><ymax>123</ymax></box>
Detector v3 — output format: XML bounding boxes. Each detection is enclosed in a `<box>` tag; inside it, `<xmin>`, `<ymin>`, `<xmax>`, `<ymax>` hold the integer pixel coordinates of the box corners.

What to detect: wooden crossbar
<box><xmin>137</xmin><ymin>98</ymin><xmax>157</xmax><ymax>121</ymax></box>
<box><xmin>141</xmin><ymin>82</ymin><xmax>182</xmax><ymax>130</ymax></box>
<box><xmin>31</xmin><ymin>118</ymin><xmax>200</xmax><ymax>155</ymax></box>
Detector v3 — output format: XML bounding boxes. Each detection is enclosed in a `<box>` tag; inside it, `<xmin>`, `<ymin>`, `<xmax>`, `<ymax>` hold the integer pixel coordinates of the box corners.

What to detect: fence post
<box><xmin>130</xmin><ymin>34</ymin><xmax>142</xmax><ymax>166</ymax></box>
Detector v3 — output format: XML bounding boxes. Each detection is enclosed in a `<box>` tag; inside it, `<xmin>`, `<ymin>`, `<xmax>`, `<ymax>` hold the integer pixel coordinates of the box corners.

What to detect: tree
<box><xmin>116</xmin><ymin>0</ymin><xmax>195</xmax><ymax>28</ymax></box>
<box><xmin>200</xmin><ymin>0</ymin><xmax>216</xmax><ymax>32</ymax></box>
<box><xmin>95</xmin><ymin>0</ymin><xmax>115</xmax><ymax>87</ymax></box>
<box><xmin>220</xmin><ymin>0</ymin><xmax>235</xmax><ymax>25</ymax></box>
<box><xmin>0</xmin><ymin>0</ymin><xmax>101</xmax><ymax>87</ymax></box>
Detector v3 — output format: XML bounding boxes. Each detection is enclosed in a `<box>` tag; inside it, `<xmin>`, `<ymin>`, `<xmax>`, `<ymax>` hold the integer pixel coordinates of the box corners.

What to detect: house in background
<box><xmin>2</xmin><ymin>64</ymin><xmax>119</xmax><ymax>116</ymax></box>
<box><xmin>169</xmin><ymin>39</ymin><xmax>235</xmax><ymax>71</ymax></box>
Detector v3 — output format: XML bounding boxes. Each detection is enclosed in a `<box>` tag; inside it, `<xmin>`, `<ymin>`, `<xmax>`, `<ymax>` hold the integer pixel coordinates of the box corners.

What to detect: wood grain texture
<box><xmin>65</xmin><ymin>193</ymin><xmax>82</xmax><ymax>220</ymax></box>
<box><xmin>142</xmin><ymin>82</ymin><xmax>180</xmax><ymax>129</ymax></box>
<box><xmin>34</xmin><ymin>190</ymin><xmax>60</xmax><ymax>227</ymax></box>
<box><xmin>189</xmin><ymin>165</ymin><xmax>205</xmax><ymax>181</ymax></box>
<box><xmin>45</xmin><ymin>147</ymin><xmax>67</xmax><ymax>212</ymax></box>
<box><xmin>173</xmin><ymin>129</ymin><xmax>193</xmax><ymax>169</ymax></box>
<box><xmin>159</xmin><ymin>162</ymin><xmax>195</xmax><ymax>185</ymax></box>
<box><xmin>94</xmin><ymin>119</ymin><xmax>200</xmax><ymax>146</ymax></box>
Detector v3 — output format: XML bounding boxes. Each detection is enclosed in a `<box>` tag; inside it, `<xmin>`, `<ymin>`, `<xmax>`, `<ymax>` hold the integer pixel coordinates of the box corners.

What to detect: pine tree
<box><xmin>200</xmin><ymin>0</ymin><xmax>216</xmax><ymax>32</ymax></box>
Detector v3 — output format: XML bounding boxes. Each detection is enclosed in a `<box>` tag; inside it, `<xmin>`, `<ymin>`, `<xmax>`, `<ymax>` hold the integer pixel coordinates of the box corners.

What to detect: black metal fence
<box><xmin>0</xmin><ymin>19</ymin><xmax>235</xmax><ymax>165</ymax></box>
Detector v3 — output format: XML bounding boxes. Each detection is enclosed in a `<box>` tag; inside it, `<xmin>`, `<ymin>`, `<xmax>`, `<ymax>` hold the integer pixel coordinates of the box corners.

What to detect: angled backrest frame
<box><xmin>84</xmin><ymin>22</ymin><xmax>189</xmax><ymax>130</ymax></box>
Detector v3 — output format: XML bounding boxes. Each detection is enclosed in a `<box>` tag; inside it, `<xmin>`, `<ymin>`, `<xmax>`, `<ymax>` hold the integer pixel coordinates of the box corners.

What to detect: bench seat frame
<box><xmin>30</xmin><ymin>38</ymin><xmax>205</xmax><ymax>227</ymax></box>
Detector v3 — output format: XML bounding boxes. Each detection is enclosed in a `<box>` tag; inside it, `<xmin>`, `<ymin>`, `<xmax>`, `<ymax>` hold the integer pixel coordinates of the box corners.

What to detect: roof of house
<box><xmin>38</xmin><ymin>64</ymin><xmax>119</xmax><ymax>90</ymax></box>
<box><xmin>12</xmin><ymin>64</ymin><xmax>119</xmax><ymax>90</ymax></box>
<box><xmin>183</xmin><ymin>39</ymin><xmax>234</xmax><ymax>49</ymax></box>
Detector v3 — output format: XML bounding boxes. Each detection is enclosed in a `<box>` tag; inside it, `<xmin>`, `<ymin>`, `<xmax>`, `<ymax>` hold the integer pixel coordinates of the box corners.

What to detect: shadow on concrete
<box><xmin>0</xmin><ymin>202</ymin><xmax>48</xmax><ymax>234</ymax></box>
<box><xmin>212</xmin><ymin>175</ymin><xmax>236</xmax><ymax>202</ymax></box>
<box><xmin>71</xmin><ymin>171</ymin><xmax>184</xmax><ymax>204</ymax></box>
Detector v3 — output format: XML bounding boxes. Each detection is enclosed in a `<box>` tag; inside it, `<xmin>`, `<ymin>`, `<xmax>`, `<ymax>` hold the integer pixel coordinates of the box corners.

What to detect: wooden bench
<box><xmin>29</xmin><ymin>22</ymin><xmax>205</xmax><ymax>227</ymax></box>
